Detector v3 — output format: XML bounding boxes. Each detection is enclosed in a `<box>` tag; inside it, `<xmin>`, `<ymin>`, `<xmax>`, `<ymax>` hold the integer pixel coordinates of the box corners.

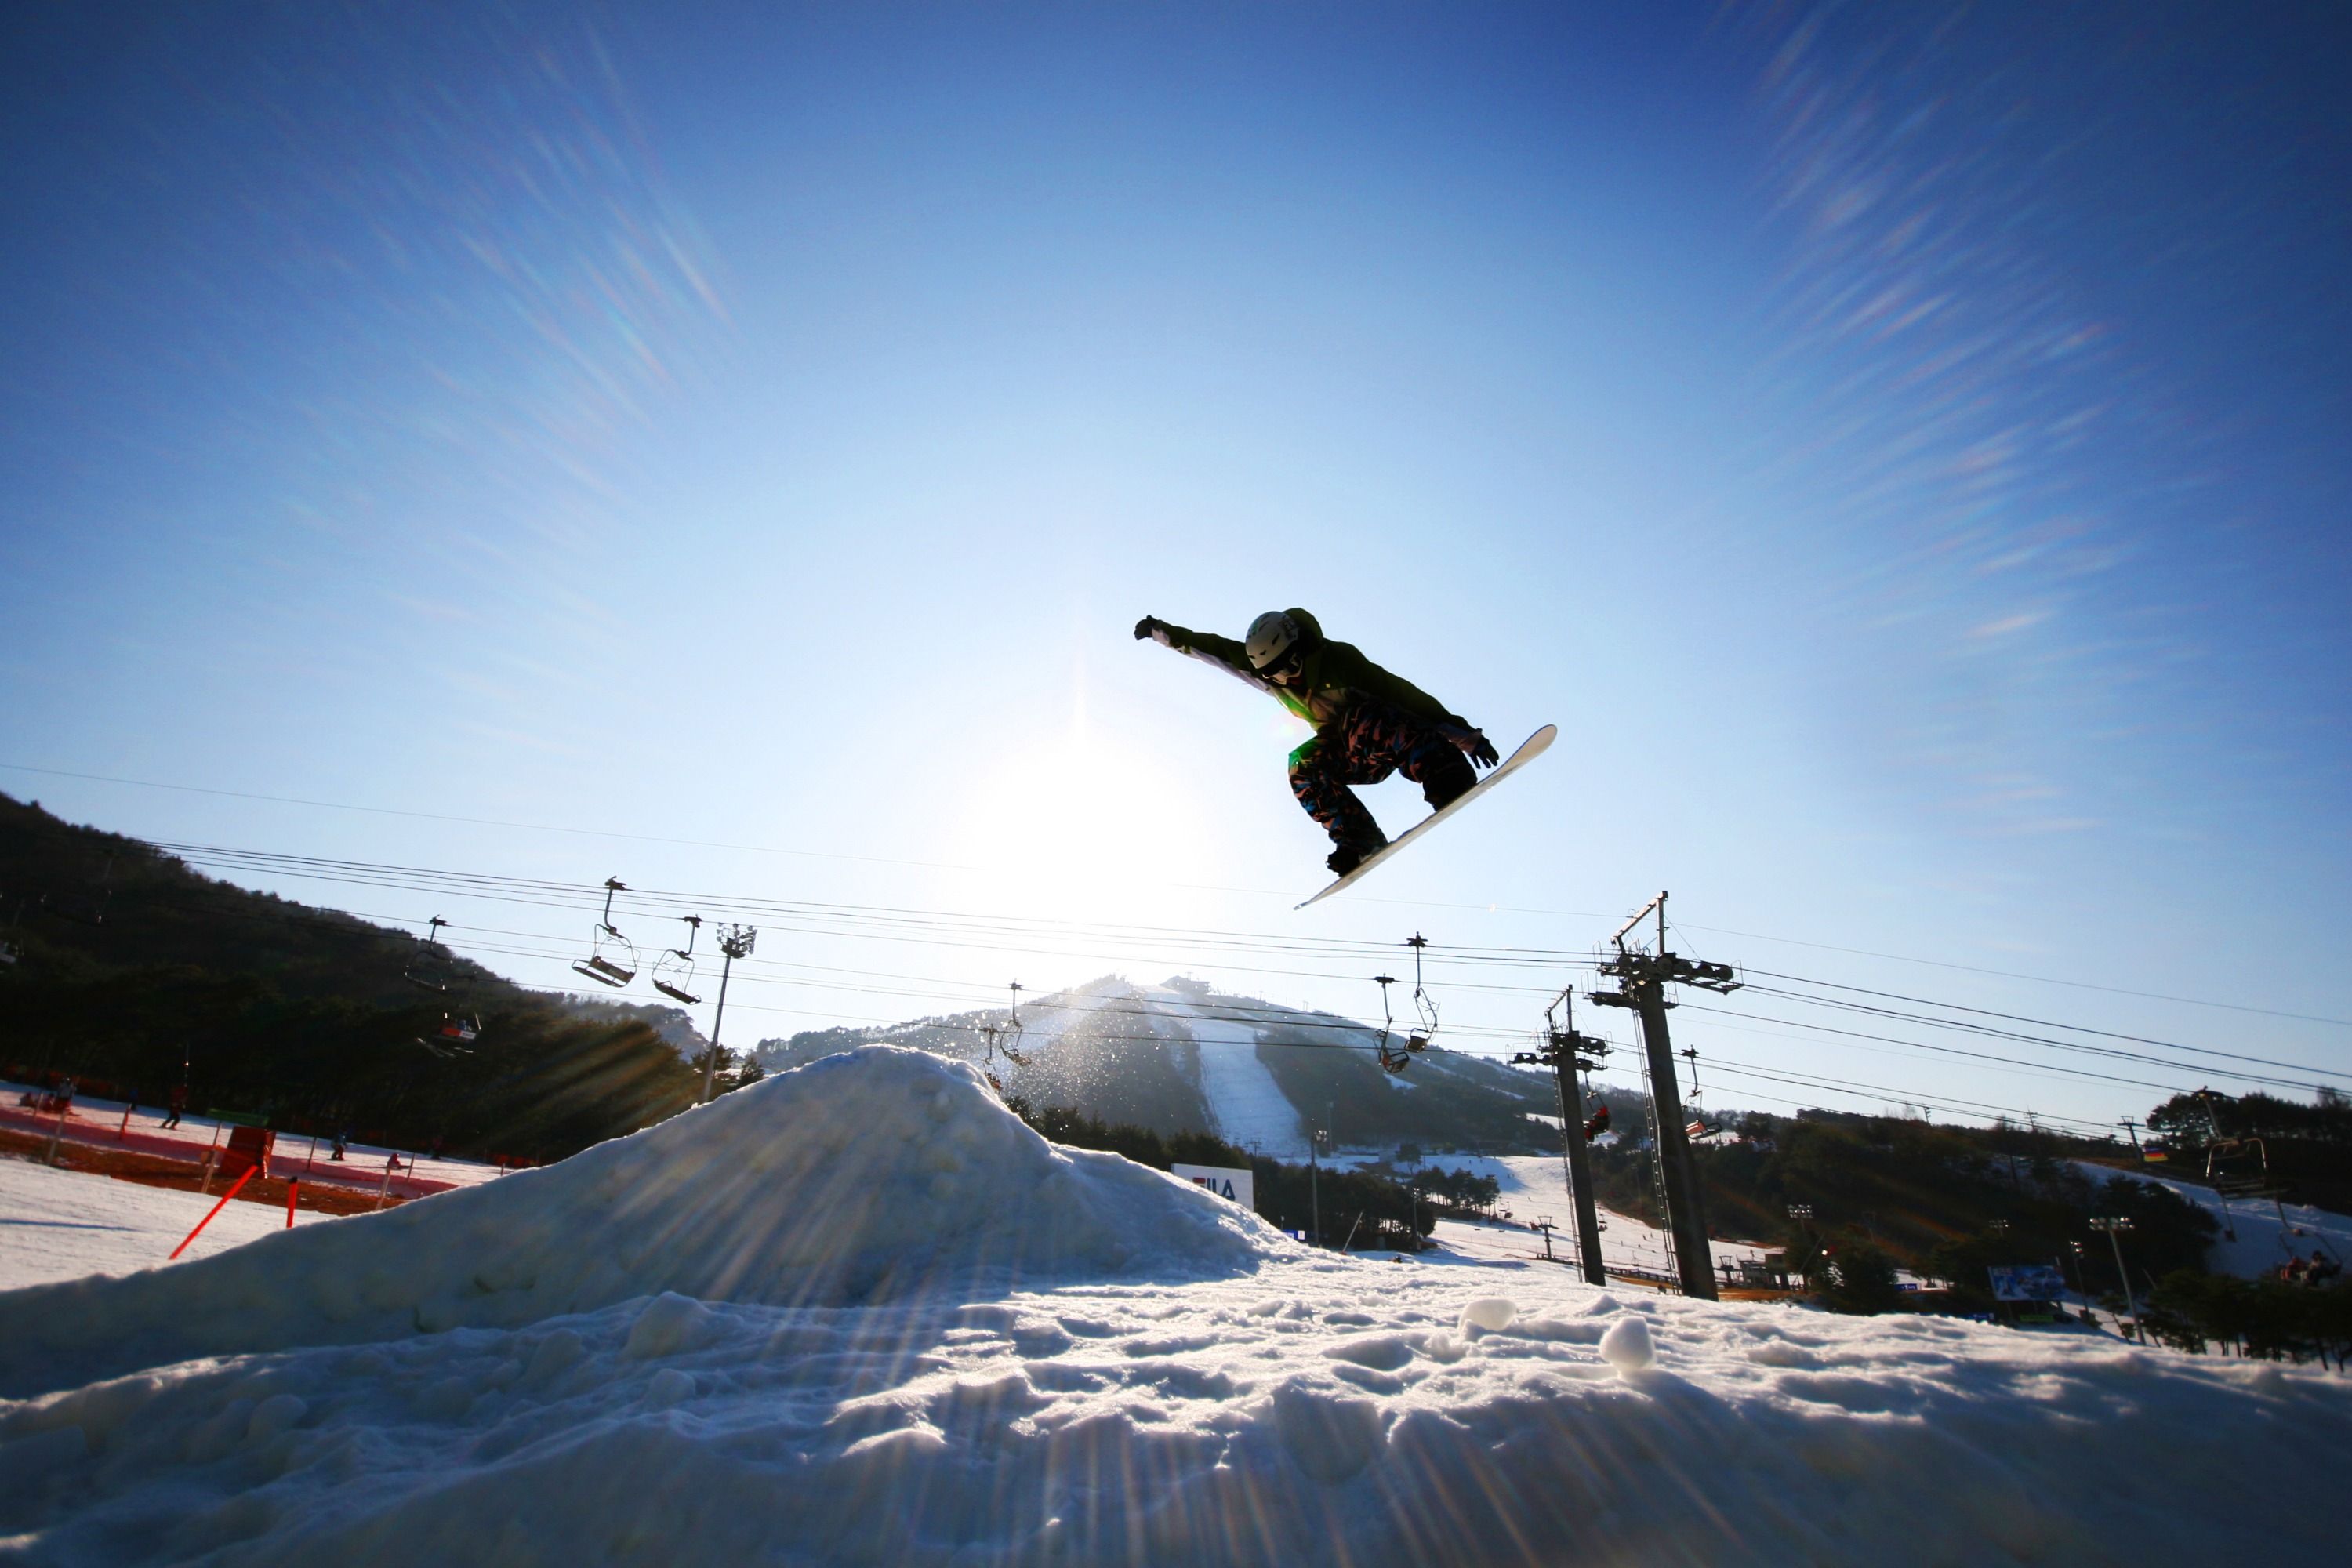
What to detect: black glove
<box><xmin>1462</xmin><ymin>730</ymin><xmax>1500</xmax><ymax>768</ymax></box>
<box><xmin>1134</xmin><ymin>615</ymin><xmax>1163</xmax><ymax>641</ymax></box>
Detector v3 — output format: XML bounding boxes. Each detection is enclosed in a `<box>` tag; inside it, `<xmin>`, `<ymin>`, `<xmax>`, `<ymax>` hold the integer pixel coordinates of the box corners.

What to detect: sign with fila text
<box><xmin>1171</xmin><ymin>1163</ymin><xmax>1254</xmax><ymax>1212</ymax></box>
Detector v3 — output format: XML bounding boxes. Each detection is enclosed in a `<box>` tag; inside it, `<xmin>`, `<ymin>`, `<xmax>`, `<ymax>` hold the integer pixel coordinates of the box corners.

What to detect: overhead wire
<box><xmin>118</xmin><ymin>837</ymin><xmax>2311</xmax><ymax>1125</ymax></box>
<box><xmin>1691</xmin><ymin>1058</ymin><xmax>2121</xmax><ymax>1139</ymax></box>
<box><xmin>1676</xmin><ymin>999</ymin><xmax>2250</xmax><ymax>1098</ymax></box>
<box><xmin>18</xmin><ymin>757</ymin><xmax>2345</xmax><ymax>1026</ymax></box>
<box><xmin>1738</xmin><ymin>970</ymin><xmax>2352</xmax><ymax>1085</ymax></box>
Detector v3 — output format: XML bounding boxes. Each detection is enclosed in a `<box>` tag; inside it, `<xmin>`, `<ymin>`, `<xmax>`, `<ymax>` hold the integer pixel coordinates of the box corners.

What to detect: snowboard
<box><xmin>1297</xmin><ymin>724</ymin><xmax>1558</xmax><ymax>909</ymax></box>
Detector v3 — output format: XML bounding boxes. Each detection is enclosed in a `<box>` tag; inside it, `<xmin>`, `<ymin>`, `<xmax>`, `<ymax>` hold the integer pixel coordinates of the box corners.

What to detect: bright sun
<box><xmin>954</xmin><ymin>729</ymin><xmax>1218</xmax><ymax>918</ymax></box>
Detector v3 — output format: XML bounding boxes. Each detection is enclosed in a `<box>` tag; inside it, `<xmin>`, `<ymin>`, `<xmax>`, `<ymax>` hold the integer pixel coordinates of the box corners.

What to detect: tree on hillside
<box><xmin>0</xmin><ymin>795</ymin><xmax>705</xmax><ymax>1159</ymax></box>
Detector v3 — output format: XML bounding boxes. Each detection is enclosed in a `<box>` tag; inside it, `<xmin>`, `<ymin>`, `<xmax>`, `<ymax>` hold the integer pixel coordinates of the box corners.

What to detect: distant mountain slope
<box><xmin>758</xmin><ymin>975</ymin><xmax>1562</xmax><ymax>1156</ymax></box>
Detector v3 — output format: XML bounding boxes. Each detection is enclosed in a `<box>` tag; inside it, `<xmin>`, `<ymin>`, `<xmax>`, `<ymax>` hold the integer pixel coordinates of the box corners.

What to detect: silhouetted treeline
<box><xmin>1007</xmin><ymin>1100</ymin><xmax>1436</xmax><ymax>1250</ymax></box>
<box><xmin>2147</xmin><ymin>1088</ymin><xmax>2352</xmax><ymax>1212</ymax></box>
<box><xmin>1577</xmin><ymin>1106</ymin><xmax>2216</xmax><ymax>1312</ymax></box>
<box><xmin>2143</xmin><ymin>1272</ymin><xmax>2352</xmax><ymax>1368</ymax></box>
<box><xmin>0</xmin><ymin>795</ymin><xmax>704</xmax><ymax>1159</ymax></box>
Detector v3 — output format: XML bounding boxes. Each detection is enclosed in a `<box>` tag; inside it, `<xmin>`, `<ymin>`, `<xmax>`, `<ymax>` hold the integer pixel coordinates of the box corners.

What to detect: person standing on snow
<box><xmin>1135</xmin><ymin>608</ymin><xmax>1499</xmax><ymax>873</ymax></box>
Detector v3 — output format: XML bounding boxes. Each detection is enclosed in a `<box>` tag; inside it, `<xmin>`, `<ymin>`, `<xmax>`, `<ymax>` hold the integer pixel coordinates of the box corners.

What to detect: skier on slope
<box><xmin>1135</xmin><ymin>608</ymin><xmax>1499</xmax><ymax>874</ymax></box>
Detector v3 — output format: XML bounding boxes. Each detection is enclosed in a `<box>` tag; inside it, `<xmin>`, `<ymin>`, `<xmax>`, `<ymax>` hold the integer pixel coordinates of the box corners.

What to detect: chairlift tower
<box><xmin>1588</xmin><ymin>891</ymin><xmax>1740</xmax><ymax>1301</ymax></box>
<box><xmin>1513</xmin><ymin>987</ymin><xmax>1611</xmax><ymax>1286</ymax></box>
<box><xmin>699</xmin><ymin>924</ymin><xmax>757</xmax><ymax>1105</ymax></box>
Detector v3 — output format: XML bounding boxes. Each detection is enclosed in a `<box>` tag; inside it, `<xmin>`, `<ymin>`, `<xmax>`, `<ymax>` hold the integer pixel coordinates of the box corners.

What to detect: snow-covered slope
<box><xmin>1145</xmin><ymin>984</ymin><xmax>1306</xmax><ymax>1152</ymax></box>
<box><xmin>0</xmin><ymin>1160</ymin><xmax>336</xmax><ymax>1291</ymax></box>
<box><xmin>5</xmin><ymin>1244</ymin><xmax>2347</xmax><ymax>1563</ymax></box>
<box><xmin>760</xmin><ymin>975</ymin><xmax>1557</xmax><ymax>1156</ymax></box>
<box><xmin>0</xmin><ymin>1047</ymin><xmax>1278</xmax><ymax>1399</ymax></box>
<box><xmin>2085</xmin><ymin>1161</ymin><xmax>2352</xmax><ymax>1277</ymax></box>
<box><xmin>5</xmin><ymin>1051</ymin><xmax>2350</xmax><ymax>1563</ymax></box>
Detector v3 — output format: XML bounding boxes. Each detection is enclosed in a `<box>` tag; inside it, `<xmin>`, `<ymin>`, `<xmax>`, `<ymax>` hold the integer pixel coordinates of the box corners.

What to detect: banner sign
<box><xmin>1987</xmin><ymin>1265</ymin><xmax>2065</xmax><ymax>1303</ymax></box>
<box><xmin>1171</xmin><ymin>1163</ymin><xmax>1254</xmax><ymax>1212</ymax></box>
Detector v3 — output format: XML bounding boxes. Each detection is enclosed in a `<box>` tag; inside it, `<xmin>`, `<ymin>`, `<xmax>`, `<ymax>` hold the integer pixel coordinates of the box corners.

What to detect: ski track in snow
<box><xmin>2</xmin><ymin>1051</ymin><xmax>2348</xmax><ymax>1564</ymax></box>
<box><xmin>1148</xmin><ymin>989</ymin><xmax>1306</xmax><ymax>1156</ymax></box>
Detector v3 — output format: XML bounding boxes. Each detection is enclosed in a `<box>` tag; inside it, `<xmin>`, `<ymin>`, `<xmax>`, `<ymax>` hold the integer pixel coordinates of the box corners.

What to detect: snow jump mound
<box><xmin>0</xmin><ymin>1046</ymin><xmax>1287</xmax><ymax>1397</ymax></box>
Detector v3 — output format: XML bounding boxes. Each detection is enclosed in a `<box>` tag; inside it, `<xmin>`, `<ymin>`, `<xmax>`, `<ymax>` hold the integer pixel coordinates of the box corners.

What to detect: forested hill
<box><xmin>0</xmin><ymin>794</ymin><xmax>702</xmax><ymax>1159</ymax></box>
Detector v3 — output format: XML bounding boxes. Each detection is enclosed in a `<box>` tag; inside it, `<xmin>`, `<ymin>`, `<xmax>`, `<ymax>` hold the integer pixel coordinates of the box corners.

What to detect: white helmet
<box><xmin>1245</xmin><ymin>610</ymin><xmax>1301</xmax><ymax>670</ymax></box>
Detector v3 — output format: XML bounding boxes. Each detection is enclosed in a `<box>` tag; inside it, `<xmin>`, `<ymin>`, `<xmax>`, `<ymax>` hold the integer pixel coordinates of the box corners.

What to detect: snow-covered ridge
<box><xmin>0</xmin><ymin>1047</ymin><xmax>1284</xmax><ymax>1399</ymax></box>
<box><xmin>759</xmin><ymin>975</ymin><xmax>1555</xmax><ymax>1156</ymax></box>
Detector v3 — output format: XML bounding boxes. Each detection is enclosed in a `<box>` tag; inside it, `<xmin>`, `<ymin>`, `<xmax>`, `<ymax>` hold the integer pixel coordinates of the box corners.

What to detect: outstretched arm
<box><xmin>1134</xmin><ymin>615</ymin><xmax>1279</xmax><ymax>696</ymax></box>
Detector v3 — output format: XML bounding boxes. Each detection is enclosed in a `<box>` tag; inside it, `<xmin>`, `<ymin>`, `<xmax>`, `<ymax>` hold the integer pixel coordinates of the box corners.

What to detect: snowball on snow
<box><xmin>1456</xmin><ymin>1296</ymin><xmax>1517</xmax><ymax>1334</ymax></box>
<box><xmin>1598</xmin><ymin>1313</ymin><xmax>1656</xmax><ymax>1372</ymax></box>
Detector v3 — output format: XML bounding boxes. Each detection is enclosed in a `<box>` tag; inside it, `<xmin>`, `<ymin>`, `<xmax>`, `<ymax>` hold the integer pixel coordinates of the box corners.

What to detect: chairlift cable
<box><xmin>1679</xmin><ymin>999</ymin><xmax>2332</xmax><ymax>1098</ymax></box>
<box><xmin>1735</xmin><ymin>973</ymin><xmax>2352</xmax><ymax>1086</ymax></box>
<box><xmin>111</xmin><ymin>837</ymin><xmax>2295</xmax><ymax>1120</ymax></box>
<box><xmin>32</xmin><ymin>759</ymin><xmax>2349</xmax><ymax>1027</ymax></box>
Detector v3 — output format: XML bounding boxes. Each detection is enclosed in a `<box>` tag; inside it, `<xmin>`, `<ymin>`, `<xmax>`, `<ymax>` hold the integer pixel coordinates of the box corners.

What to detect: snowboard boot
<box><xmin>1420</xmin><ymin>746</ymin><xmax>1477</xmax><ymax>811</ymax></box>
<box><xmin>1327</xmin><ymin>835</ymin><xmax>1388</xmax><ymax>877</ymax></box>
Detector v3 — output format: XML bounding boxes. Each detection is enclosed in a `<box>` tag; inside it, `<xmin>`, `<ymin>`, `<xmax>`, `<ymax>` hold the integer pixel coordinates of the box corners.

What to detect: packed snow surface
<box><xmin>2</xmin><ymin>1080</ymin><xmax>508</xmax><ymax>1195</ymax></box>
<box><xmin>0</xmin><ymin>1047</ymin><xmax>1272</xmax><ymax>1399</ymax></box>
<box><xmin>0</xmin><ymin>1160</ymin><xmax>335</xmax><ymax>1290</ymax></box>
<box><xmin>4</xmin><ymin>1049</ymin><xmax>2349</xmax><ymax>1565</ymax></box>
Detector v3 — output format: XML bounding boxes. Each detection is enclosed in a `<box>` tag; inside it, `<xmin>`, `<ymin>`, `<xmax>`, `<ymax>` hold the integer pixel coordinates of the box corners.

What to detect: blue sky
<box><xmin>2</xmin><ymin>2</ymin><xmax>2347</xmax><ymax>1138</ymax></box>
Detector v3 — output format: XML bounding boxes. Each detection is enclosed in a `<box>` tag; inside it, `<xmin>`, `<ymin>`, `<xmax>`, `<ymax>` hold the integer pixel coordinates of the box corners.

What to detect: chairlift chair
<box><xmin>570</xmin><ymin>877</ymin><xmax>638</xmax><ymax>989</ymax></box>
<box><xmin>1000</xmin><ymin>982</ymin><xmax>1031</xmax><ymax>1066</ymax></box>
<box><xmin>651</xmin><ymin>915</ymin><xmax>703</xmax><ymax>1004</ymax></box>
<box><xmin>977</xmin><ymin>1022</ymin><xmax>1008</xmax><ymax>1093</ymax></box>
<box><xmin>1680</xmin><ymin>1047</ymin><xmax>1722</xmax><ymax>1139</ymax></box>
<box><xmin>419</xmin><ymin>1013</ymin><xmax>481</xmax><ymax>1056</ymax></box>
<box><xmin>2205</xmin><ymin>1136</ymin><xmax>2273</xmax><ymax>1198</ymax></box>
<box><xmin>974</xmin><ymin>982</ymin><xmax>1034</xmax><ymax>1088</ymax></box>
<box><xmin>1404</xmin><ymin>934</ymin><xmax>1439</xmax><ymax>1056</ymax></box>
<box><xmin>403</xmin><ymin>916</ymin><xmax>452</xmax><ymax>993</ymax></box>
<box><xmin>42</xmin><ymin>855</ymin><xmax>114</xmax><ymax>927</ymax></box>
<box><xmin>1371</xmin><ymin>974</ymin><xmax>1409</xmax><ymax>1074</ymax></box>
<box><xmin>42</xmin><ymin>889</ymin><xmax>111</xmax><ymax>927</ymax></box>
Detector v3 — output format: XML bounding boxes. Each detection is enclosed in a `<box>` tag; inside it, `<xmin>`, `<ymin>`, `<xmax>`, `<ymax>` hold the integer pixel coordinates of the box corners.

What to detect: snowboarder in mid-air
<box><xmin>1136</xmin><ymin>608</ymin><xmax>1501</xmax><ymax>875</ymax></box>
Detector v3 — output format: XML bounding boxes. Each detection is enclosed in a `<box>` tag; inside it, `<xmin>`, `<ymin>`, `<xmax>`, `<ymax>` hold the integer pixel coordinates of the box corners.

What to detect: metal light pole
<box><xmin>699</xmin><ymin>924</ymin><xmax>757</xmax><ymax>1105</ymax></box>
<box><xmin>1788</xmin><ymin>1203</ymin><xmax>1814</xmax><ymax>1290</ymax></box>
<box><xmin>1308</xmin><ymin>1120</ymin><xmax>1323</xmax><ymax>1248</ymax></box>
<box><xmin>2063</xmin><ymin>1240</ymin><xmax>2090</xmax><ymax>1313</ymax></box>
<box><xmin>2090</xmin><ymin>1216</ymin><xmax>2138</xmax><ymax>1338</ymax></box>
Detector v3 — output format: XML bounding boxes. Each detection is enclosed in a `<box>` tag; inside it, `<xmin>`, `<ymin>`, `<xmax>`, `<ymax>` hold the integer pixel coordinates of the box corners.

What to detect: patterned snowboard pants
<box><xmin>1289</xmin><ymin>699</ymin><xmax>1474</xmax><ymax>850</ymax></box>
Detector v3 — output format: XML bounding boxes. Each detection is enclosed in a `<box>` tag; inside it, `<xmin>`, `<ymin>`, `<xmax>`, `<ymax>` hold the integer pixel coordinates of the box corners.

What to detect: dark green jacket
<box><xmin>1145</xmin><ymin>609</ymin><xmax>1468</xmax><ymax>733</ymax></box>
